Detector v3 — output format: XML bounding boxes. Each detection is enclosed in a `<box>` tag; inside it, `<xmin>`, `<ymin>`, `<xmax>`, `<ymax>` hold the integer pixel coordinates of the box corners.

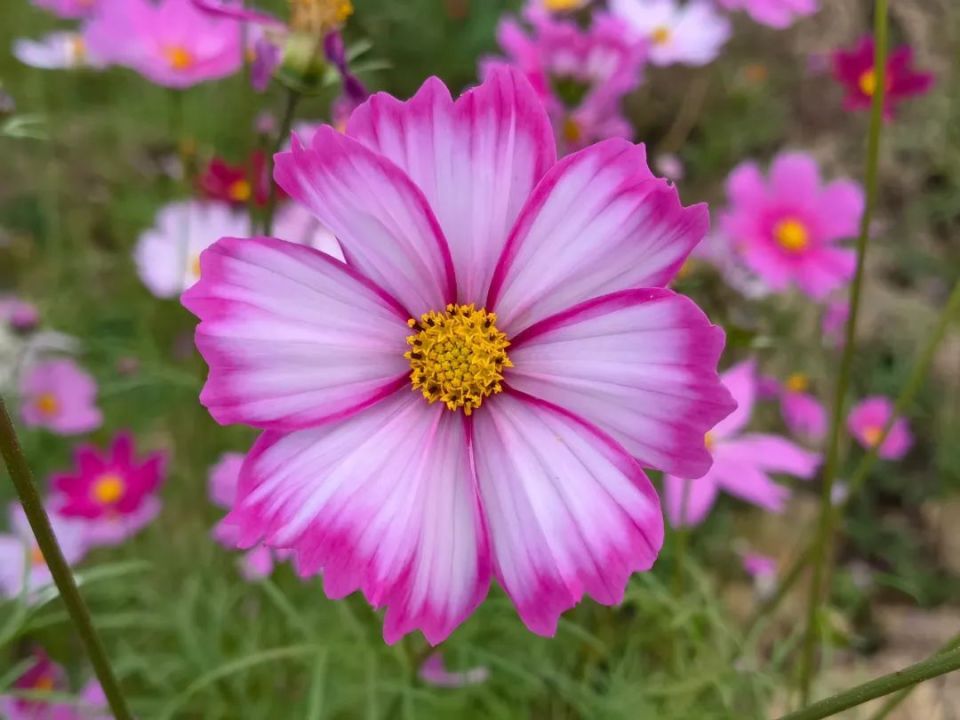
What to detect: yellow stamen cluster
<box><xmin>228</xmin><ymin>179</ymin><xmax>252</xmax><ymax>202</ymax></box>
<box><xmin>33</xmin><ymin>674</ymin><xmax>55</xmax><ymax>691</ymax></box>
<box><xmin>651</xmin><ymin>26</ymin><xmax>671</xmax><ymax>46</ymax></box>
<box><xmin>31</xmin><ymin>545</ymin><xmax>46</xmax><ymax>567</ymax></box>
<box><xmin>785</xmin><ymin>372</ymin><xmax>809</xmax><ymax>393</ymax></box>
<box><xmin>704</xmin><ymin>431</ymin><xmax>716</xmax><ymax>452</ymax></box>
<box><xmin>92</xmin><ymin>473</ymin><xmax>126</xmax><ymax>505</ymax></box>
<box><xmin>163</xmin><ymin>45</ymin><xmax>195</xmax><ymax>71</ymax></box>
<box><xmin>406</xmin><ymin>304</ymin><xmax>512</xmax><ymax>415</ymax></box>
<box><xmin>290</xmin><ymin>0</ymin><xmax>354</xmax><ymax>34</ymax></box>
<box><xmin>863</xmin><ymin>425</ymin><xmax>884</xmax><ymax>447</ymax></box>
<box><xmin>543</xmin><ymin>0</ymin><xmax>585</xmax><ymax>11</ymax></box>
<box><xmin>773</xmin><ymin>218</ymin><xmax>809</xmax><ymax>253</ymax></box>
<box><xmin>561</xmin><ymin>117</ymin><xmax>582</xmax><ymax>145</ymax></box>
<box><xmin>859</xmin><ymin>68</ymin><xmax>878</xmax><ymax>97</ymax></box>
<box><xmin>35</xmin><ymin>393</ymin><xmax>59</xmax><ymax>417</ymax></box>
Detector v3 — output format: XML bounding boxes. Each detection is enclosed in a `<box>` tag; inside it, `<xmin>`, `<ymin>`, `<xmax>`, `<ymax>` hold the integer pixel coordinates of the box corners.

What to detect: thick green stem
<box><xmin>778</xmin><ymin>646</ymin><xmax>960</xmax><ymax>720</ymax></box>
<box><xmin>868</xmin><ymin>632</ymin><xmax>960</xmax><ymax>720</ymax></box>
<box><xmin>0</xmin><ymin>398</ymin><xmax>132</xmax><ymax>720</ymax></box>
<box><xmin>797</xmin><ymin>0</ymin><xmax>889</xmax><ymax>701</ymax></box>
<box><xmin>263</xmin><ymin>88</ymin><xmax>302</xmax><ymax>236</ymax></box>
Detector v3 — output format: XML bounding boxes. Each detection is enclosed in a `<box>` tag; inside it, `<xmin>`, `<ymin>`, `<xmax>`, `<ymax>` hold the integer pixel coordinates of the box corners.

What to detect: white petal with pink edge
<box><xmin>487</xmin><ymin>139</ymin><xmax>709</xmax><ymax>335</ymax></box>
<box><xmin>181</xmin><ymin>236</ymin><xmax>411</xmax><ymax>430</ymax></box>
<box><xmin>348</xmin><ymin>68</ymin><xmax>556</xmax><ymax>305</ymax></box>
<box><xmin>506</xmin><ymin>290</ymin><xmax>733</xmax><ymax>479</ymax></box>
<box><xmin>228</xmin><ymin>391</ymin><xmax>490</xmax><ymax>645</ymax></box>
<box><xmin>471</xmin><ymin>391</ymin><xmax>663</xmax><ymax>637</ymax></box>
<box><xmin>274</xmin><ymin>128</ymin><xmax>456</xmax><ymax>318</ymax></box>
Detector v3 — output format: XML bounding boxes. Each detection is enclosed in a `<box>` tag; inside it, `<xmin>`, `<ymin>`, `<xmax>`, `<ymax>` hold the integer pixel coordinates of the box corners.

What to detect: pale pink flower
<box><xmin>688</xmin><ymin>230</ymin><xmax>771</xmax><ymax>298</ymax></box>
<box><xmin>483</xmin><ymin>10</ymin><xmax>646</xmax><ymax>153</ymax></box>
<box><xmin>655</xmin><ymin>153</ymin><xmax>685</xmax><ymax>182</ymax></box>
<box><xmin>183</xmin><ymin>68</ymin><xmax>734</xmax><ymax>643</ymax></box>
<box><xmin>742</xmin><ymin>552</ymin><xmax>776</xmax><ymax>578</ymax></box>
<box><xmin>84</xmin><ymin>0</ymin><xmax>243</xmax><ymax>89</ymax></box>
<box><xmin>13</xmin><ymin>33</ymin><xmax>105</xmax><ymax>70</ymax></box>
<box><xmin>419</xmin><ymin>653</ymin><xmax>490</xmax><ymax>688</ymax></box>
<box><xmin>721</xmin><ymin>152</ymin><xmax>864</xmax><ymax>299</ymax></box>
<box><xmin>273</xmin><ymin>202</ymin><xmax>343</xmax><ymax>260</ymax></box>
<box><xmin>20</xmin><ymin>359</ymin><xmax>102</xmax><ymax>435</ymax></box>
<box><xmin>716</xmin><ymin>0</ymin><xmax>817</xmax><ymax>29</ymax></box>
<box><xmin>31</xmin><ymin>0</ymin><xmax>98</xmax><ymax>18</ymax></box>
<box><xmin>822</xmin><ymin>299</ymin><xmax>849</xmax><ymax>347</ymax></box>
<box><xmin>847</xmin><ymin>396</ymin><xmax>912</xmax><ymax>460</ymax></box>
<box><xmin>779</xmin><ymin>372</ymin><xmax>827</xmax><ymax>442</ymax></box>
<box><xmin>610</xmin><ymin>0</ymin><xmax>731</xmax><ymax>67</ymax></box>
<box><xmin>0</xmin><ymin>503</ymin><xmax>88</xmax><ymax>602</ymax></box>
<box><xmin>665</xmin><ymin>360</ymin><xmax>821</xmax><ymax>527</ymax></box>
<box><xmin>0</xmin><ymin>297</ymin><xmax>40</xmax><ymax>332</ymax></box>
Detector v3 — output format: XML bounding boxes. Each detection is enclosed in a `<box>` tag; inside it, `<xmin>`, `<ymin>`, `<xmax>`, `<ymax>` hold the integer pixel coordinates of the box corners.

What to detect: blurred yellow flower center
<box><xmin>859</xmin><ymin>68</ymin><xmax>878</xmax><ymax>96</ymax></box>
<box><xmin>35</xmin><ymin>392</ymin><xmax>59</xmax><ymax>417</ymax></box>
<box><xmin>773</xmin><ymin>218</ymin><xmax>809</xmax><ymax>253</ymax></box>
<box><xmin>163</xmin><ymin>45</ymin><xmax>195</xmax><ymax>71</ymax></box>
<box><xmin>704</xmin><ymin>432</ymin><xmax>716</xmax><ymax>451</ymax></box>
<box><xmin>190</xmin><ymin>255</ymin><xmax>202</xmax><ymax>279</ymax></box>
<box><xmin>93</xmin><ymin>473</ymin><xmax>126</xmax><ymax>504</ymax></box>
<box><xmin>651</xmin><ymin>26</ymin><xmax>671</xmax><ymax>45</ymax></box>
<box><xmin>69</xmin><ymin>35</ymin><xmax>86</xmax><ymax>62</ymax></box>
<box><xmin>33</xmin><ymin>674</ymin><xmax>55</xmax><ymax>691</ymax></box>
<box><xmin>785</xmin><ymin>372</ymin><xmax>809</xmax><ymax>393</ymax></box>
<box><xmin>31</xmin><ymin>544</ymin><xmax>46</xmax><ymax>566</ymax></box>
<box><xmin>863</xmin><ymin>425</ymin><xmax>884</xmax><ymax>447</ymax></box>
<box><xmin>290</xmin><ymin>0</ymin><xmax>353</xmax><ymax>33</ymax></box>
<box><xmin>228</xmin><ymin>179</ymin><xmax>252</xmax><ymax>202</ymax></box>
<box><xmin>562</xmin><ymin>117</ymin><xmax>582</xmax><ymax>144</ymax></box>
<box><xmin>543</xmin><ymin>0</ymin><xmax>582</xmax><ymax>11</ymax></box>
<box><xmin>406</xmin><ymin>304</ymin><xmax>512</xmax><ymax>415</ymax></box>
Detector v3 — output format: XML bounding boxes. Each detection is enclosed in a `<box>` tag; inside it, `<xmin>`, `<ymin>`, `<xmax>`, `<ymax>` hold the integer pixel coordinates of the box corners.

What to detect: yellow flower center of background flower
<box><xmin>651</xmin><ymin>26</ymin><xmax>671</xmax><ymax>46</ymax></box>
<box><xmin>228</xmin><ymin>179</ymin><xmax>252</xmax><ymax>202</ymax></box>
<box><xmin>92</xmin><ymin>473</ymin><xmax>126</xmax><ymax>505</ymax></box>
<box><xmin>290</xmin><ymin>0</ymin><xmax>353</xmax><ymax>33</ymax></box>
<box><xmin>406</xmin><ymin>304</ymin><xmax>512</xmax><ymax>415</ymax></box>
<box><xmin>785</xmin><ymin>372</ymin><xmax>809</xmax><ymax>393</ymax></box>
<box><xmin>773</xmin><ymin>218</ymin><xmax>809</xmax><ymax>253</ymax></box>
<box><xmin>543</xmin><ymin>0</ymin><xmax>582</xmax><ymax>11</ymax></box>
<box><xmin>190</xmin><ymin>255</ymin><xmax>202</xmax><ymax>279</ymax></box>
<box><xmin>33</xmin><ymin>674</ymin><xmax>55</xmax><ymax>691</ymax></box>
<box><xmin>69</xmin><ymin>35</ymin><xmax>86</xmax><ymax>63</ymax></box>
<box><xmin>859</xmin><ymin>68</ymin><xmax>878</xmax><ymax>96</ymax></box>
<box><xmin>562</xmin><ymin>117</ymin><xmax>582</xmax><ymax>145</ymax></box>
<box><xmin>163</xmin><ymin>45</ymin><xmax>195</xmax><ymax>71</ymax></box>
<box><xmin>35</xmin><ymin>392</ymin><xmax>59</xmax><ymax>417</ymax></box>
<box><xmin>863</xmin><ymin>425</ymin><xmax>884</xmax><ymax>447</ymax></box>
<box><xmin>31</xmin><ymin>544</ymin><xmax>46</xmax><ymax>566</ymax></box>
<box><xmin>704</xmin><ymin>431</ymin><xmax>716</xmax><ymax>451</ymax></box>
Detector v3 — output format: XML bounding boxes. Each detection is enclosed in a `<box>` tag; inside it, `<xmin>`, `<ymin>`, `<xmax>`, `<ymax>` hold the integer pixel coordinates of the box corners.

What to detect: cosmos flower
<box><xmin>30</xmin><ymin>0</ymin><xmax>98</xmax><ymax>18</ymax></box>
<box><xmin>483</xmin><ymin>9</ymin><xmax>646</xmax><ymax>152</ymax></box>
<box><xmin>84</xmin><ymin>0</ymin><xmax>243</xmax><ymax>89</ymax></box>
<box><xmin>716</xmin><ymin>0</ymin><xmax>817</xmax><ymax>29</ymax></box>
<box><xmin>847</xmin><ymin>396</ymin><xmax>913</xmax><ymax>460</ymax></box>
<box><xmin>0</xmin><ymin>650</ymin><xmax>108</xmax><ymax>720</ymax></box>
<box><xmin>198</xmin><ymin>151</ymin><xmax>279</xmax><ymax>208</ymax></box>
<box><xmin>778</xmin><ymin>371</ymin><xmax>827</xmax><ymax>442</ymax></box>
<box><xmin>13</xmin><ymin>32</ymin><xmax>105</xmax><ymax>71</ymax></box>
<box><xmin>208</xmin><ymin>452</ymin><xmax>291</xmax><ymax>580</ymax></box>
<box><xmin>419</xmin><ymin>653</ymin><xmax>490</xmax><ymax>688</ymax></box>
<box><xmin>742</xmin><ymin>552</ymin><xmax>777</xmax><ymax>597</ymax></box>
<box><xmin>665</xmin><ymin>360</ymin><xmax>821</xmax><ymax>527</ymax></box>
<box><xmin>52</xmin><ymin>432</ymin><xmax>167</xmax><ymax>547</ymax></box>
<box><xmin>0</xmin><ymin>297</ymin><xmax>40</xmax><ymax>332</ymax></box>
<box><xmin>609</xmin><ymin>0</ymin><xmax>731</xmax><ymax>67</ymax></box>
<box><xmin>0</xmin><ymin>502</ymin><xmax>88</xmax><ymax>602</ymax></box>
<box><xmin>183</xmin><ymin>68</ymin><xmax>734</xmax><ymax>643</ymax></box>
<box><xmin>832</xmin><ymin>35</ymin><xmax>934</xmax><ymax>120</ymax></box>
<box><xmin>721</xmin><ymin>152</ymin><xmax>864</xmax><ymax>299</ymax></box>
<box><xmin>19</xmin><ymin>359</ymin><xmax>102</xmax><ymax>435</ymax></box>
<box><xmin>685</xmin><ymin>230</ymin><xmax>770</xmax><ymax>299</ymax></box>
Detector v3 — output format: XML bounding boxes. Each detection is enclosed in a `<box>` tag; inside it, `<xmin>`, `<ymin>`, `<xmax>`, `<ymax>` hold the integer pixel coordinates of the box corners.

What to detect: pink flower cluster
<box><xmin>0</xmin><ymin>649</ymin><xmax>107</xmax><ymax>720</ymax></box>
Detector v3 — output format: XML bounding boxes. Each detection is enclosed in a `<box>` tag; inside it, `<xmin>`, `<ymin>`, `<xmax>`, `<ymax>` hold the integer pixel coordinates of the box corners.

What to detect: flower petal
<box><xmin>507</xmin><ymin>289</ymin><xmax>733</xmax><ymax>478</ymax></box>
<box><xmin>229</xmin><ymin>391</ymin><xmax>490</xmax><ymax>645</ymax></box>
<box><xmin>182</xmin><ymin>236</ymin><xmax>412</xmax><ymax>430</ymax></box>
<box><xmin>472</xmin><ymin>391</ymin><xmax>663</xmax><ymax>637</ymax></box>
<box><xmin>723</xmin><ymin>434</ymin><xmax>821</xmax><ymax>477</ymax></box>
<box><xmin>663</xmin><ymin>474</ymin><xmax>720</xmax><ymax>527</ymax></box>
<box><xmin>487</xmin><ymin>139</ymin><xmax>708</xmax><ymax>335</ymax></box>
<box><xmin>769</xmin><ymin>152</ymin><xmax>821</xmax><ymax>210</ymax></box>
<box><xmin>711</xmin><ymin>358</ymin><xmax>757</xmax><ymax>439</ymax></box>
<box><xmin>274</xmin><ymin>128</ymin><xmax>456</xmax><ymax>318</ymax></box>
<box><xmin>347</xmin><ymin>67</ymin><xmax>556</xmax><ymax>304</ymax></box>
<box><xmin>710</xmin><ymin>449</ymin><xmax>791</xmax><ymax>513</ymax></box>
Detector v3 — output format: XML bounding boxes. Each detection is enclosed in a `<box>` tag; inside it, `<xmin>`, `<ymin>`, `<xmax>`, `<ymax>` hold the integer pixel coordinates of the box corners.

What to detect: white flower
<box><xmin>609</xmin><ymin>0</ymin><xmax>731</xmax><ymax>66</ymax></box>
<box><xmin>13</xmin><ymin>32</ymin><xmax>105</xmax><ymax>70</ymax></box>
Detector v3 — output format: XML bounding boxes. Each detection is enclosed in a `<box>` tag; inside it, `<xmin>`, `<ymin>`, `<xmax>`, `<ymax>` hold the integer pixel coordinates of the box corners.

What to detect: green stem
<box><xmin>869</xmin><ymin>632</ymin><xmax>960</xmax><ymax>720</ymax></box>
<box><xmin>0</xmin><ymin>399</ymin><xmax>133</xmax><ymax>720</ymax></box>
<box><xmin>778</xmin><ymin>646</ymin><xmax>960</xmax><ymax>720</ymax></box>
<box><xmin>672</xmin><ymin>479</ymin><xmax>692</xmax><ymax>597</ymax></box>
<box><xmin>797</xmin><ymin>0</ymin><xmax>889</xmax><ymax>701</ymax></box>
<box><xmin>263</xmin><ymin>88</ymin><xmax>302</xmax><ymax>236</ymax></box>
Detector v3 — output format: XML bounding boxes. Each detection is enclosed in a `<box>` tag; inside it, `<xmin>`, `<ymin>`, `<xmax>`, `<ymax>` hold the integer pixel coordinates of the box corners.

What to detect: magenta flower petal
<box><xmin>709</xmin><ymin>358</ymin><xmax>756</xmax><ymax>439</ymax></box>
<box><xmin>487</xmin><ymin>139</ymin><xmax>708</xmax><ymax>335</ymax></box>
<box><xmin>847</xmin><ymin>395</ymin><xmax>912</xmax><ymax>460</ymax></box>
<box><xmin>183</xmin><ymin>237</ymin><xmax>411</xmax><ymax>430</ymax></box>
<box><xmin>664</xmin><ymin>474</ymin><xmax>719</xmax><ymax>527</ymax></box>
<box><xmin>347</xmin><ymin>68</ymin><xmax>556</xmax><ymax>303</ymax></box>
<box><xmin>508</xmin><ymin>289</ymin><xmax>733</xmax><ymax>478</ymax></box>
<box><xmin>724</xmin><ymin>434</ymin><xmax>821</xmax><ymax>477</ymax></box>
<box><xmin>781</xmin><ymin>389</ymin><xmax>827</xmax><ymax>441</ymax></box>
<box><xmin>472</xmin><ymin>392</ymin><xmax>663</xmax><ymax>637</ymax></box>
<box><xmin>229</xmin><ymin>392</ymin><xmax>490</xmax><ymax>645</ymax></box>
<box><xmin>209</xmin><ymin>452</ymin><xmax>245</xmax><ymax>508</ymax></box>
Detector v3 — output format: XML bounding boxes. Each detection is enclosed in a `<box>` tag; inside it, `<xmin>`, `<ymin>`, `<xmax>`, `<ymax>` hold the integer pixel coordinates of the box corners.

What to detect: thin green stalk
<box><xmin>778</xmin><ymin>646</ymin><xmax>960</xmax><ymax>720</ymax></box>
<box><xmin>673</xmin><ymin>479</ymin><xmax>692</xmax><ymax>597</ymax></box>
<box><xmin>797</xmin><ymin>0</ymin><xmax>889</xmax><ymax>701</ymax></box>
<box><xmin>869</xmin><ymin>631</ymin><xmax>960</xmax><ymax>720</ymax></box>
<box><xmin>263</xmin><ymin>88</ymin><xmax>302</xmax><ymax>236</ymax></box>
<box><xmin>0</xmin><ymin>398</ymin><xmax>132</xmax><ymax>720</ymax></box>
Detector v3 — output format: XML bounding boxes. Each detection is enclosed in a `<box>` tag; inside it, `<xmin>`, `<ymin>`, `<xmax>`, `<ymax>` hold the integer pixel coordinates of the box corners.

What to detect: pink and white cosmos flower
<box><xmin>483</xmin><ymin>9</ymin><xmax>646</xmax><ymax>153</ymax></box>
<box><xmin>665</xmin><ymin>360</ymin><xmax>821</xmax><ymax>527</ymax></box>
<box><xmin>13</xmin><ymin>33</ymin><xmax>106</xmax><ymax>71</ymax></box>
<box><xmin>609</xmin><ymin>0</ymin><xmax>731</xmax><ymax>67</ymax></box>
<box><xmin>716</xmin><ymin>0</ymin><xmax>817</xmax><ymax>29</ymax></box>
<box><xmin>52</xmin><ymin>433</ymin><xmax>167</xmax><ymax>547</ymax></box>
<box><xmin>183</xmin><ymin>68</ymin><xmax>734</xmax><ymax>644</ymax></box>
<box><xmin>84</xmin><ymin>0</ymin><xmax>243</xmax><ymax>89</ymax></box>
<box><xmin>721</xmin><ymin>152</ymin><xmax>864</xmax><ymax>299</ymax></box>
<box><xmin>19</xmin><ymin>359</ymin><xmax>102</xmax><ymax>435</ymax></box>
<box><xmin>30</xmin><ymin>0</ymin><xmax>98</xmax><ymax>18</ymax></box>
<box><xmin>847</xmin><ymin>396</ymin><xmax>913</xmax><ymax>460</ymax></box>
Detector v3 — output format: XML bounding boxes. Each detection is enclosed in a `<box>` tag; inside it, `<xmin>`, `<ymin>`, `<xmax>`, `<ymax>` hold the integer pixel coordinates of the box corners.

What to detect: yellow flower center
<box><xmin>704</xmin><ymin>431</ymin><xmax>715</xmax><ymax>451</ymax></box>
<box><xmin>228</xmin><ymin>179</ymin><xmax>252</xmax><ymax>202</ymax></box>
<box><xmin>190</xmin><ymin>255</ymin><xmax>202</xmax><ymax>279</ymax></box>
<box><xmin>32</xmin><ymin>674</ymin><xmax>55</xmax><ymax>692</ymax></box>
<box><xmin>31</xmin><ymin>544</ymin><xmax>46</xmax><ymax>567</ymax></box>
<box><xmin>92</xmin><ymin>473</ymin><xmax>126</xmax><ymax>505</ymax></box>
<box><xmin>562</xmin><ymin>117</ymin><xmax>582</xmax><ymax>145</ymax></box>
<box><xmin>773</xmin><ymin>218</ymin><xmax>809</xmax><ymax>253</ymax></box>
<box><xmin>69</xmin><ymin>35</ymin><xmax>87</xmax><ymax>63</ymax></box>
<box><xmin>785</xmin><ymin>372</ymin><xmax>809</xmax><ymax>393</ymax></box>
<box><xmin>863</xmin><ymin>425</ymin><xmax>884</xmax><ymax>447</ymax></box>
<box><xmin>289</xmin><ymin>0</ymin><xmax>353</xmax><ymax>33</ymax></box>
<box><xmin>859</xmin><ymin>68</ymin><xmax>877</xmax><ymax>96</ymax></box>
<box><xmin>406</xmin><ymin>304</ymin><xmax>512</xmax><ymax>415</ymax></box>
<box><xmin>35</xmin><ymin>393</ymin><xmax>59</xmax><ymax>417</ymax></box>
<box><xmin>543</xmin><ymin>0</ymin><xmax>583</xmax><ymax>11</ymax></box>
<box><xmin>651</xmin><ymin>26</ymin><xmax>671</xmax><ymax>45</ymax></box>
<box><xmin>163</xmin><ymin>45</ymin><xmax>195</xmax><ymax>71</ymax></box>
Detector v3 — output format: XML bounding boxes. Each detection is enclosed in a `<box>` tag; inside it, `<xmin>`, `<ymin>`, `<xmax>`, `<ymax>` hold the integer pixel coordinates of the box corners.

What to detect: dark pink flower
<box><xmin>847</xmin><ymin>396</ymin><xmax>912</xmax><ymax>460</ymax></box>
<box><xmin>832</xmin><ymin>35</ymin><xmax>934</xmax><ymax>120</ymax></box>
<box><xmin>20</xmin><ymin>359</ymin><xmax>102</xmax><ymax>435</ymax></box>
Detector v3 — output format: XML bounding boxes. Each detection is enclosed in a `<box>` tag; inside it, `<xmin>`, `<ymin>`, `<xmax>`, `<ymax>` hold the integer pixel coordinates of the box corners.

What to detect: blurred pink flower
<box><xmin>779</xmin><ymin>372</ymin><xmax>827</xmax><ymax>442</ymax></box>
<box><xmin>716</xmin><ymin>0</ymin><xmax>817</xmax><ymax>29</ymax></box>
<box><xmin>610</xmin><ymin>0</ymin><xmax>730</xmax><ymax>67</ymax></box>
<box><xmin>183</xmin><ymin>68</ymin><xmax>734</xmax><ymax>643</ymax></box>
<box><xmin>832</xmin><ymin>35</ymin><xmax>934</xmax><ymax>120</ymax></box>
<box><xmin>0</xmin><ymin>503</ymin><xmax>88</xmax><ymax>602</ymax></box>
<box><xmin>847</xmin><ymin>396</ymin><xmax>912</xmax><ymax>460</ymax></box>
<box><xmin>721</xmin><ymin>152</ymin><xmax>864</xmax><ymax>299</ymax></box>
<box><xmin>0</xmin><ymin>651</ymin><xmax>108</xmax><ymax>720</ymax></box>
<box><xmin>20</xmin><ymin>359</ymin><xmax>102</xmax><ymax>435</ymax></box>
<box><xmin>84</xmin><ymin>0</ymin><xmax>243</xmax><ymax>89</ymax></box>
<box><xmin>482</xmin><ymin>9</ymin><xmax>646</xmax><ymax>153</ymax></box>
<box><xmin>742</xmin><ymin>552</ymin><xmax>776</xmax><ymax>578</ymax></box>
<box><xmin>665</xmin><ymin>359</ymin><xmax>821</xmax><ymax>527</ymax></box>
<box><xmin>53</xmin><ymin>432</ymin><xmax>167</xmax><ymax>547</ymax></box>
<box><xmin>655</xmin><ymin>153</ymin><xmax>685</xmax><ymax>182</ymax></box>
<box><xmin>419</xmin><ymin>653</ymin><xmax>490</xmax><ymax>688</ymax></box>
<box><xmin>13</xmin><ymin>33</ymin><xmax>105</xmax><ymax>70</ymax></box>
<box><xmin>0</xmin><ymin>297</ymin><xmax>40</xmax><ymax>332</ymax></box>
<box><xmin>31</xmin><ymin>0</ymin><xmax>98</xmax><ymax>18</ymax></box>
<box><xmin>822</xmin><ymin>299</ymin><xmax>849</xmax><ymax>347</ymax></box>
<box><xmin>273</xmin><ymin>202</ymin><xmax>344</xmax><ymax>260</ymax></box>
